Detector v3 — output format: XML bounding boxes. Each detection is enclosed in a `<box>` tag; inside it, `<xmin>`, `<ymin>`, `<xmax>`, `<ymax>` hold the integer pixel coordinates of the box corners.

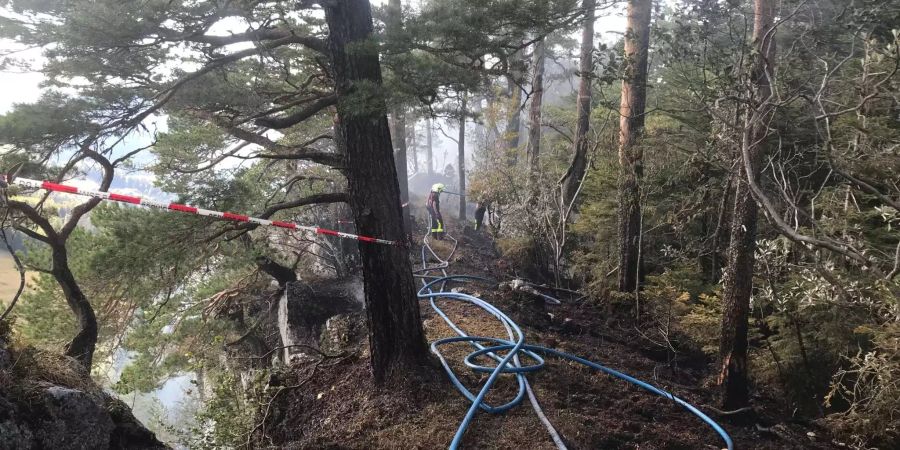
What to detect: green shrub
<box><xmin>642</xmin><ymin>263</ymin><xmax>722</xmax><ymax>357</ymax></box>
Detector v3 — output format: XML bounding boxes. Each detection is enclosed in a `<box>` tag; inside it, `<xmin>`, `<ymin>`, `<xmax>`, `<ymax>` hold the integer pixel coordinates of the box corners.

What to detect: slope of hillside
<box><xmin>250</xmin><ymin>215</ymin><xmax>838</xmax><ymax>449</ymax></box>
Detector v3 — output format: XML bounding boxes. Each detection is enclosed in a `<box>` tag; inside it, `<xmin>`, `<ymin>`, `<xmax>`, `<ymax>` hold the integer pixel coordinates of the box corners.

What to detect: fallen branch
<box><xmin>233</xmin><ymin>343</ymin><xmax>347</xmax><ymax>362</ymax></box>
<box><xmin>523</xmin><ymin>280</ymin><xmax>583</xmax><ymax>297</ymax></box>
<box><xmin>706</xmin><ymin>405</ymin><xmax>754</xmax><ymax>416</ymax></box>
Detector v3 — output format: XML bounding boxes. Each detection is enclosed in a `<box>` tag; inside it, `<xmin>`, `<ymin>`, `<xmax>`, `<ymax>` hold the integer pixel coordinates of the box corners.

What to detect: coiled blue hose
<box><xmin>416</xmin><ymin>233</ymin><xmax>734</xmax><ymax>450</ymax></box>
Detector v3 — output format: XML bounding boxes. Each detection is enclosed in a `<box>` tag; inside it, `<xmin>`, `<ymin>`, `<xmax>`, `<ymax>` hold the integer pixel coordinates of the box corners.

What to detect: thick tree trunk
<box><xmin>718</xmin><ymin>175</ymin><xmax>757</xmax><ymax>409</ymax></box>
<box><xmin>718</xmin><ymin>0</ymin><xmax>776</xmax><ymax>410</ymax></box>
<box><xmin>426</xmin><ymin>117</ymin><xmax>434</xmax><ymax>175</ymax></box>
<box><xmin>526</xmin><ymin>38</ymin><xmax>546</xmax><ymax>180</ymax></box>
<box><xmin>52</xmin><ymin>244</ymin><xmax>97</xmax><ymax>368</ymax></box>
<box><xmin>323</xmin><ymin>0</ymin><xmax>429</xmax><ymax>383</ymax></box>
<box><xmin>617</xmin><ymin>0</ymin><xmax>651</xmax><ymax>293</ymax></box>
<box><xmin>458</xmin><ymin>94</ymin><xmax>467</xmax><ymax>221</ymax></box>
<box><xmin>560</xmin><ymin>0</ymin><xmax>595</xmax><ymax>209</ymax></box>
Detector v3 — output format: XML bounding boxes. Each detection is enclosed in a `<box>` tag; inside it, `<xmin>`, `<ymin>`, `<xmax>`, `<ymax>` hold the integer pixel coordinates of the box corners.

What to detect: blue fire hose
<box><xmin>415</xmin><ymin>231</ymin><xmax>734</xmax><ymax>450</ymax></box>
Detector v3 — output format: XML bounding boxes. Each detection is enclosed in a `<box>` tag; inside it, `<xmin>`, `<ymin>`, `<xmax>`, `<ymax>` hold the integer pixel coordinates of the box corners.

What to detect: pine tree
<box><xmin>617</xmin><ymin>0</ymin><xmax>652</xmax><ymax>293</ymax></box>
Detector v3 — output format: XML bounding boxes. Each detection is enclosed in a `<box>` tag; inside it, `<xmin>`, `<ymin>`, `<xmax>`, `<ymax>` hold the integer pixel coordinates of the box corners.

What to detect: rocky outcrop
<box><xmin>320</xmin><ymin>312</ymin><xmax>365</xmax><ymax>355</ymax></box>
<box><xmin>107</xmin><ymin>397</ymin><xmax>170</xmax><ymax>449</ymax></box>
<box><xmin>32</xmin><ymin>385</ymin><xmax>115</xmax><ymax>449</ymax></box>
<box><xmin>0</xmin><ymin>394</ymin><xmax>33</xmax><ymax>450</ymax></box>
<box><xmin>278</xmin><ymin>278</ymin><xmax>364</xmax><ymax>363</ymax></box>
<box><xmin>0</xmin><ymin>338</ymin><xmax>168</xmax><ymax>450</ymax></box>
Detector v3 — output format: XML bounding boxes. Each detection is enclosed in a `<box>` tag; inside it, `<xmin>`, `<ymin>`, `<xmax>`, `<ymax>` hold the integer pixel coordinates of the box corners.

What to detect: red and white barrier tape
<box><xmin>7</xmin><ymin>176</ymin><xmax>398</xmax><ymax>246</ymax></box>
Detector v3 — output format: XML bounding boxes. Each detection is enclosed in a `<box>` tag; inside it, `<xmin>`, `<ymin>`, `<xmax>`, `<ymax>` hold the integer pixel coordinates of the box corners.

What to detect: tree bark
<box><xmin>718</xmin><ymin>172</ymin><xmax>758</xmax><ymax>409</ymax></box>
<box><xmin>458</xmin><ymin>94</ymin><xmax>467</xmax><ymax>221</ymax></box>
<box><xmin>52</xmin><ymin>244</ymin><xmax>98</xmax><ymax>368</ymax></box>
<box><xmin>560</xmin><ymin>0</ymin><xmax>595</xmax><ymax>209</ymax></box>
<box><xmin>323</xmin><ymin>0</ymin><xmax>429</xmax><ymax>383</ymax></box>
<box><xmin>718</xmin><ymin>0</ymin><xmax>776</xmax><ymax>410</ymax></box>
<box><xmin>617</xmin><ymin>0</ymin><xmax>651</xmax><ymax>293</ymax></box>
<box><xmin>526</xmin><ymin>38</ymin><xmax>546</xmax><ymax>180</ymax></box>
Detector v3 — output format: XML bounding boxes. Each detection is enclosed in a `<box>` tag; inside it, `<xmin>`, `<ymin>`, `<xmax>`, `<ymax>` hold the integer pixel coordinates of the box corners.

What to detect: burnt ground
<box><xmin>261</xmin><ymin>217</ymin><xmax>839</xmax><ymax>450</ymax></box>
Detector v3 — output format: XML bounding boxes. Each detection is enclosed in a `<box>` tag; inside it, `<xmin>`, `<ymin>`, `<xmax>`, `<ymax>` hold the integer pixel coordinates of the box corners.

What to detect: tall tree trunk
<box><xmin>526</xmin><ymin>38</ymin><xmax>546</xmax><ymax>180</ymax></box>
<box><xmin>426</xmin><ymin>117</ymin><xmax>434</xmax><ymax>175</ymax></box>
<box><xmin>709</xmin><ymin>176</ymin><xmax>733</xmax><ymax>283</ymax></box>
<box><xmin>387</xmin><ymin>0</ymin><xmax>410</xmax><ymax>227</ymax></box>
<box><xmin>458</xmin><ymin>94</ymin><xmax>467</xmax><ymax>221</ymax></box>
<box><xmin>504</xmin><ymin>50</ymin><xmax>524</xmax><ymax>165</ymax></box>
<box><xmin>718</xmin><ymin>0</ymin><xmax>776</xmax><ymax>410</ymax></box>
<box><xmin>391</xmin><ymin>114</ymin><xmax>410</xmax><ymax>232</ymax></box>
<box><xmin>560</xmin><ymin>0</ymin><xmax>595</xmax><ymax>209</ymax></box>
<box><xmin>391</xmin><ymin>116</ymin><xmax>408</xmax><ymax>201</ymax></box>
<box><xmin>616</xmin><ymin>0</ymin><xmax>651</xmax><ymax>293</ymax></box>
<box><xmin>52</xmin><ymin>244</ymin><xmax>97</xmax><ymax>368</ymax></box>
<box><xmin>718</xmin><ymin>169</ymin><xmax>758</xmax><ymax>409</ymax></box>
<box><xmin>410</xmin><ymin>120</ymin><xmax>418</xmax><ymax>174</ymax></box>
<box><xmin>323</xmin><ymin>0</ymin><xmax>429</xmax><ymax>383</ymax></box>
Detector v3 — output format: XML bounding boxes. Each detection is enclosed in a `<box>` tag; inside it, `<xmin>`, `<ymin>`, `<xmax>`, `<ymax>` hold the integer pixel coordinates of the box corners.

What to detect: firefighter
<box><xmin>474</xmin><ymin>201</ymin><xmax>489</xmax><ymax>231</ymax></box>
<box><xmin>469</xmin><ymin>183</ymin><xmax>492</xmax><ymax>232</ymax></box>
<box><xmin>426</xmin><ymin>183</ymin><xmax>445</xmax><ymax>239</ymax></box>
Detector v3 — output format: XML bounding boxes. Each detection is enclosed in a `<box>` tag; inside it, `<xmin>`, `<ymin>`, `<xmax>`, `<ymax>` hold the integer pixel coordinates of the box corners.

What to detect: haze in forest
<box><xmin>0</xmin><ymin>1</ymin><xmax>897</xmax><ymax>450</ymax></box>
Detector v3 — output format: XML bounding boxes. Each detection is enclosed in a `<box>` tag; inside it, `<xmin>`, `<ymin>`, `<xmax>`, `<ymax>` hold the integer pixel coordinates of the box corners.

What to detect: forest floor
<box><xmin>263</xmin><ymin>215</ymin><xmax>840</xmax><ymax>450</ymax></box>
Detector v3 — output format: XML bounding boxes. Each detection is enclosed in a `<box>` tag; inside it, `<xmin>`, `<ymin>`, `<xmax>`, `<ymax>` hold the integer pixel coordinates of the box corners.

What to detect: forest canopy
<box><xmin>0</xmin><ymin>0</ymin><xmax>898</xmax><ymax>449</ymax></box>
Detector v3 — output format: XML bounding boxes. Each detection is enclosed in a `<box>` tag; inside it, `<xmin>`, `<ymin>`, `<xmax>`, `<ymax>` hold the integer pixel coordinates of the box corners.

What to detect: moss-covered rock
<box><xmin>0</xmin><ymin>336</ymin><xmax>168</xmax><ymax>450</ymax></box>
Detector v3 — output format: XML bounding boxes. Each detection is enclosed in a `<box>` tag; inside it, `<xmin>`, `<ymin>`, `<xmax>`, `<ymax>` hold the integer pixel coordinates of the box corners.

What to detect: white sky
<box><xmin>0</xmin><ymin>2</ymin><xmax>626</xmax><ymax>114</ymax></box>
<box><xmin>0</xmin><ymin>45</ymin><xmax>44</xmax><ymax>113</ymax></box>
<box><xmin>0</xmin><ymin>1</ymin><xmax>626</xmax><ymax>178</ymax></box>
<box><xmin>0</xmin><ymin>71</ymin><xmax>41</xmax><ymax>112</ymax></box>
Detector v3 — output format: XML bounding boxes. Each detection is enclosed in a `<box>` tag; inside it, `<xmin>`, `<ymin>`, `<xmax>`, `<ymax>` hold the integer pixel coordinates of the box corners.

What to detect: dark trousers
<box><xmin>427</xmin><ymin>205</ymin><xmax>444</xmax><ymax>238</ymax></box>
<box><xmin>474</xmin><ymin>204</ymin><xmax>487</xmax><ymax>230</ymax></box>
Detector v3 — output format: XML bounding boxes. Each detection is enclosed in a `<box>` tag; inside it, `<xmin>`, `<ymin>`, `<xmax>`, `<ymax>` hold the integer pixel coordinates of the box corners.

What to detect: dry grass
<box><xmin>424</xmin><ymin>237</ymin><xmax>457</xmax><ymax>259</ymax></box>
<box><xmin>5</xmin><ymin>343</ymin><xmax>99</xmax><ymax>396</ymax></box>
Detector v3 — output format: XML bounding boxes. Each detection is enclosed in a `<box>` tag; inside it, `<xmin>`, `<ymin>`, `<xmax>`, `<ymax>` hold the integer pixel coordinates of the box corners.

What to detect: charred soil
<box><xmin>260</xmin><ymin>220</ymin><xmax>838</xmax><ymax>449</ymax></box>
